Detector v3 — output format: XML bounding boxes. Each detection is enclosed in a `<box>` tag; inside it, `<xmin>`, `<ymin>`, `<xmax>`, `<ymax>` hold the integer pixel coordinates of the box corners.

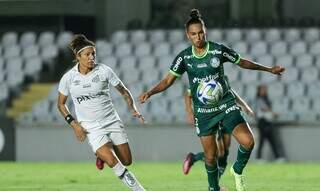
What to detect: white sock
<box><xmin>112</xmin><ymin>162</ymin><xmax>146</xmax><ymax>191</ymax></box>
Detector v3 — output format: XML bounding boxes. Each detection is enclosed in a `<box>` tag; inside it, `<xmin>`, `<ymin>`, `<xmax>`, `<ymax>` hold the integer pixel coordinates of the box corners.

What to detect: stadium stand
<box><xmin>2</xmin><ymin>28</ymin><xmax>318</xmax><ymax>126</ymax></box>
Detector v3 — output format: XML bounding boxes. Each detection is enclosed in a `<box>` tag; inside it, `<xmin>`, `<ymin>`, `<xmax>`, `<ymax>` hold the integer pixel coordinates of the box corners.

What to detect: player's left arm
<box><xmin>232</xmin><ymin>89</ymin><xmax>254</xmax><ymax>117</ymax></box>
<box><xmin>115</xmin><ymin>82</ymin><xmax>145</xmax><ymax>123</ymax></box>
<box><xmin>238</xmin><ymin>58</ymin><xmax>285</xmax><ymax>75</ymax></box>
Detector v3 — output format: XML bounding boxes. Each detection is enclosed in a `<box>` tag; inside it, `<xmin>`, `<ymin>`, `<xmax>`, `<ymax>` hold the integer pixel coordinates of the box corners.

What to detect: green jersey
<box><xmin>170</xmin><ymin>41</ymin><xmax>241</xmax><ymax>120</ymax></box>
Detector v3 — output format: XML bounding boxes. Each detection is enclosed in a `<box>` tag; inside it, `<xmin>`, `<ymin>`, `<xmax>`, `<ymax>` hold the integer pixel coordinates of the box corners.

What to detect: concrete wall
<box><xmin>16</xmin><ymin>125</ymin><xmax>320</xmax><ymax>162</ymax></box>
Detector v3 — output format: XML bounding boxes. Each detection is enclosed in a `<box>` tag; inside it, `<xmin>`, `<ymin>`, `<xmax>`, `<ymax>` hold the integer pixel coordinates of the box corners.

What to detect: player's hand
<box><xmin>71</xmin><ymin>122</ymin><xmax>87</xmax><ymax>142</ymax></box>
<box><xmin>270</xmin><ymin>66</ymin><xmax>285</xmax><ymax>75</ymax></box>
<box><xmin>132</xmin><ymin>110</ymin><xmax>145</xmax><ymax>124</ymax></box>
<box><xmin>186</xmin><ymin>113</ymin><xmax>195</xmax><ymax>124</ymax></box>
<box><xmin>139</xmin><ymin>92</ymin><xmax>150</xmax><ymax>104</ymax></box>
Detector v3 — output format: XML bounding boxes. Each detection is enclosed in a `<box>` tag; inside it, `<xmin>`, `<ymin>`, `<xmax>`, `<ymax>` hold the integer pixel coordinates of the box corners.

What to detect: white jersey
<box><xmin>58</xmin><ymin>63</ymin><xmax>122</xmax><ymax>124</ymax></box>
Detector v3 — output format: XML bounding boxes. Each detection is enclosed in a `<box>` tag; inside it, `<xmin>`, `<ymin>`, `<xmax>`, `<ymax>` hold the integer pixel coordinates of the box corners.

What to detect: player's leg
<box><xmin>113</xmin><ymin>143</ymin><xmax>132</xmax><ymax>166</ymax></box>
<box><xmin>183</xmin><ymin>151</ymin><xmax>205</xmax><ymax>175</ymax></box>
<box><xmin>96</xmin><ymin>143</ymin><xmax>146</xmax><ymax>191</ymax></box>
<box><xmin>230</xmin><ymin>122</ymin><xmax>254</xmax><ymax>191</ymax></box>
<box><xmin>200</xmin><ymin>134</ymin><xmax>223</xmax><ymax>191</ymax></box>
<box><xmin>217</xmin><ymin>132</ymin><xmax>231</xmax><ymax>177</ymax></box>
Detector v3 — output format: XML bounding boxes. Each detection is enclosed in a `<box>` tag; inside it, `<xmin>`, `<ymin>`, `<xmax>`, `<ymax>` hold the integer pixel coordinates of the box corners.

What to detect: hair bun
<box><xmin>190</xmin><ymin>9</ymin><xmax>201</xmax><ymax>19</ymax></box>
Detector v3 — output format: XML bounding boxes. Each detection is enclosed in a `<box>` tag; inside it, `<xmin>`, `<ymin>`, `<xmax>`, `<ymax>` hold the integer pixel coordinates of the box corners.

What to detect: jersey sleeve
<box><xmin>105</xmin><ymin>66</ymin><xmax>121</xmax><ymax>87</ymax></box>
<box><xmin>58</xmin><ymin>73</ymin><xmax>70</xmax><ymax>96</ymax></box>
<box><xmin>169</xmin><ymin>52</ymin><xmax>186</xmax><ymax>77</ymax></box>
<box><xmin>221</xmin><ymin>44</ymin><xmax>241</xmax><ymax>65</ymax></box>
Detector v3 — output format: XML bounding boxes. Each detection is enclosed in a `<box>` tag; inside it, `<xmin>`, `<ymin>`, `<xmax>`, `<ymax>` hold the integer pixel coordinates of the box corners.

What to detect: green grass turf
<box><xmin>0</xmin><ymin>162</ymin><xmax>319</xmax><ymax>191</ymax></box>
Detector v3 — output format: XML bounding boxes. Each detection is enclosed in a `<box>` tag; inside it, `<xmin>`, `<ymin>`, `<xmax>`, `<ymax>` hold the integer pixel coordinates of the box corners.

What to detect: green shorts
<box><xmin>194</xmin><ymin>104</ymin><xmax>246</xmax><ymax>137</ymax></box>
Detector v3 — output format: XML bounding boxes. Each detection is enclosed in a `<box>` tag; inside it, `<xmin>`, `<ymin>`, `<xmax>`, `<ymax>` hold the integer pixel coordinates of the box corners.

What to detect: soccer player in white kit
<box><xmin>57</xmin><ymin>34</ymin><xmax>146</xmax><ymax>191</ymax></box>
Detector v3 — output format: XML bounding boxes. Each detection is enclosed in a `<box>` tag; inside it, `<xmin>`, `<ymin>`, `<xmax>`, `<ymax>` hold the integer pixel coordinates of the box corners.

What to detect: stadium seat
<box><xmin>225</xmin><ymin>28</ymin><xmax>242</xmax><ymax>44</ymax></box>
<box><xmin>118</xmin><ymin>56</ymin><xmax>137</xmax><ymax>71</ymax></box>
<box><xmin>172</xmin><ymin>41</ymin><xmax>188</xmax><ymax>55</ymax></box>
<box><xmin>157</xmin><ymin>55</ymin><xmax>175</xmax><ymax>72</ymax></box>
<box><xmin>260</xmin><ymin>71</ymin><xmax>278</xmax><ymax>83</ymax></box>
<box><xmin>311</xmin><ymin>98</ymin><xmax>320</xmax><ymax>113</ymax></box>
<box><xmin>0</xmin><ymin>57</ymin><xmax>4</xmax><ymax>70</ymax></box>
<box><xmin>295</xmin><ymin>54</ymin><xmax>313</xmax><ymax>68</ymax></box>
<box><xmin>38</xmin><ymin>31</ymin><xmax>55</xmax><ymax>48</ymax></box>
<box><xmin>281</xmin><ymin>67</ymin><xmax>299</xmax><ymax>82</ymax></box>
<box><xmin>153</xmin><ymin>42</ymin><xmax>171</xmax><ymax>57</ymax></box>
<box><xmin>257</xmin><ymin>55</ymin><xmax>274</xmax><ymax>67</ymax></box>
<box><xmin>111</xmin><ymin>30</ymin><xmax>128</xmax><ymax>44</ymax></box>
<box><xmin>96</xmin><ymin>40</ymin><xmax>113</xmax><ymax>60</ymax></box>
<box><xmin>284</xmin><ymin>28</ymin><xmax>301</xmax><ymax>43</ymax></box>
<box><xmin>250</xmin><ymin>41</ymin><xmax>268</xmax><ymax>57</ymax></box>
<box><xmin>303</xmin><ymin>28</ymin><xmax>319</xmax><ymax>43</ymax></box>
<box><xmin>239</xmin><ymin>69</ymin><xmax>259</xmax><ymax>83</ymax></box>
<box><xmin>165</xmin><ymin>82</ymin><xmax>184</xmax><ymax>98</ymax></box>
<box><xmin>267</xmin><ymin>83</ymin><xmax>285</xmax><ymax>98</ymax></box>
<box><xmin>24</xmin><ymin>56</ymin><xmax>42</xmax><ymax>78</ymax></box>
<box><xmin>245</xmin><ymin>28</ymin><xmax>262</xmax><ymax>43</ymax></box>
<box><xmin>3</xmin><ymin>45</ymin><xmax>21</xmax><ymax>59</ymax></box>
<box><xmin>130</xmin><ymin>30</ymin><xmax>147</xmax><ymax>44</ymax></box>
<box><xmin>1</xmin><ymin>31</ymin><xmax>18</xmax><ymax>47</ymax></box>
<box><xmin>286</xmin><ymin>82</ymin><xmax>305</xmax><ymax>98</ymax></box>
<box><xmin>291</xmin><ymin>97</ymin><xmax>310</xmax><ymax>114</ymax></box>
<box><xmin>22</xmin><ymin>44</ymin><xmax>39</xmax><ymax>58</ymax></box>
<box><xmin>0</xmin><ymin>83</ymin><xmax>9</xmax><ymax>101</ymax></box>
<box><xmin>40</xmin><ymin>44</ymin><xmax>58</xmax><ymax>62</ymax></box>
<box><xmin>306</xmin><ymin>83</ymin><xmax>320</xmax><ymax>99</ymax></box>
<box><xmin>138</xmin><ymin>56</ymin><xmax>157</xmax><ymax>72</ymax></box>
<box><xmin>5</xmin><ymin>70</ymin><xmax>24</xmax><ymax>88</ymax></box>
<box><xmin>57</xmin><ymin>31</ymin><xmax>73</xmax><ymax>49</ymax></box>
<box><xmin>309</xmin><ymin>41</ymin><xmax>320</xmax><ymax>55</ymax></box>
<box><xmin>269</xmin><ymin>41</ymin><xmax>287</xmax><ymax>57</ymax></box>
<box><xmin>264</xmin><ymin>28</ymin><xmax>281</xmax><ymax>43</ymax></box>
<box><xmin>230</xmin><ymin>82</ymin><xmax>245</xmax><ymax>97</ymax></box>
<box><xmin>301</xmin><ymin>67</ymin><xmax>319</xmax><ymax>84</ymax></box>
<box><xmin>275</xmin><ymin>55</ymin><xmax>294</xmax><ymax>68</ymax></box>
<box><xmin>134</xmin><ymin>42</ymin><xmax>152</xmax><ymax>57</ymax></box>
<box><xmin>114</xmin><ymin>42</ymin><xmax>132</xmax><ymax>57</ymax></box>
<box><xmin>289</xmin><ymin>41</ymin><xmax>307</xmax><ymax>55</ymax></box>
<box><xmin>19</xmin><ymin>31</ymin><xmax>36</xmax><ymax>48</ymax></box>
<box><xmin>126</xmin><ymin>83</ymin><xmax>145</xmax><ymax>99</ymax></box>
<box><xmin>224</xmin><ymin>65</ymin><xmax>239</xmax><ymax>82</ymax></box>
<box><xmin>6</xmin><ymin>57</ymin><xmax>23</xmax><ymax>72</ymax></box>
<box><xmin>168</xmin><ymin>29</ymin><xmax>185</xmax><ymax>44</ymax></box>
<box><xmin>207</xmin><ymin>29</ymin><xmax>224</xmax><ymax>42</ymax></box>
<box><xmin>233</xmin><ymin>41</ymin><xmax>248</xmax><ymax>55</ymax></box>
<box><xmin>102</xmin><ymin>56</ymin><xmax>118</xmax><ymax>70</ymax></box>
<box><xmin>148</xmin><ymin>30</ymin><xmax>166</xmax><ymax>44</ymax></box>
<box><xmin>272</xmin><ymin>97</ymin><xmax>290</xmax><ymax>114</ymax></box>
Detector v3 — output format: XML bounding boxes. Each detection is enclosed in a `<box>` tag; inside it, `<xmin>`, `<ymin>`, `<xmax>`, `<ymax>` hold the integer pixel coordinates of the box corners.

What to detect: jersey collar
<box><xmin>192</xmin><ymin>42</ymin><xmax>209</xmax><ymax>59</ymax></box>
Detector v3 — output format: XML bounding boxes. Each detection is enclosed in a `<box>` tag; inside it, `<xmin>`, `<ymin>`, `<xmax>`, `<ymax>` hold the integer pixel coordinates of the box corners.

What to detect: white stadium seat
<box><xmin>281</xmin><ymin>67</ymin><xmax>299</xmax><ymax>82</ymax></box>
<box><xmin>284</xmin><ymin>28</ymin><xmax>301</xmax><ymax>42</ymax></box>
<box><xmin>168</xmin><ymin>29</ymin><xmax>185</xmax><ymax>44</ymax></box>
<box><xmin>111</xmin><ymin>30</ymin><xmax>128</xmax><ymax>44</ymax></box>
<box><xmin>286</xmin><ymin>82</ymin><xmax>305</xmax><ymax>98</ymax></box>
<box><xmin>102</xmin><ymin>56</ymin><xmax>118</xmax><ymax>70</ymax></box>
<box><xmin>207</xmin><ymin>29</ymin><xmax>224</xmax><ymax>42</ymax></box>
<box><xmin>295</xmin><ymin>54</ymin><xmax>313</xmax><ymax>68</ymax></box>
<box><xmin>289</xmin><ymin>41</ymin><xmax>307</xmax><ymax>55</ymax></box>
<box><xmin>115</xmin><ymin>42</ymin><xmax>132</xmax><ymax>57</ymax></box>
<box><xmin>303</xmin><ymin>28</ymin><xmax>319</xmax><ymax>43</ymax></box>
<box><xmin>148</xmin><ymin>30</ymin><xmax>166</xmax><ymax>44</ymax></box>
<box><xmin>19</xmin><ymin>31</ymin><xmax>36</xmax><ymax>48</ymax></box>
<box><xmin>38</xmin><ymin>31</ymin><xmax>55</xmax><ymax>48</ymax></box>
<box><xmin>2</xmin><ymin>31</ymin><xmax>18</xmax><ymax>47</ymax></box>
<box><xmin>233</xmin><ymin>41</ymin><xmax>248</xmax><ymax>55</ymax></box>
<box><xmin>134</xmin><ymin>42</ymin><xmax>152</xmax><ymax>57</ymax></box>
<box><xmin>153</xmin><ymin>42</ymin><xmax>171</xmax><ymax>57</ymax></box>
<box><xmin>225</xmin><ymin>28</ymin><xmax>242</xmax><ymax>43</ymax></box>
<box><xmin>275</xmin><ymin>55</ymin><xmax>294</xmax><ymax>68</ymax></box>
<box><xmin>130</xmin><ymin>30</ymin><xmax>147</xmax><ymax>44</ymax></box>
<box><xmin>245</xmin><ymin>29</ymin><xmax>262</xmax><ymax>43</ymax></box>
<box><xmin>270</xmin><ymin>41</ymin><xmax>287</xmax><ymax>57</ymax></box>
<box><xmin>264</xmin><ymin>28</ymin><xmax>281</xmax><ymax>43</ymax></box>
<box><xmin>4</xmin><ymin>45</ymin><xmax>21</xmax><ymax>59</ymax></box>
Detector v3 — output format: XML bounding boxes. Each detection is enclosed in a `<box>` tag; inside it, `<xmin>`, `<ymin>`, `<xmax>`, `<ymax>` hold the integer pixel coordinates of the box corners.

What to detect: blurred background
<box><xmin>0</xmin><ymin>0</ymin><xmax>319</xmax><ymax>162</ymax></box>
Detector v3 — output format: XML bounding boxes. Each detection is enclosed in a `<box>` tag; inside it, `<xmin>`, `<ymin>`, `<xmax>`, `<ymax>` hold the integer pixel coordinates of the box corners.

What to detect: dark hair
<box><xmin>185</xmin><ymin>9</ymin><xmax>205</xmax><ymax>29</ymax></box>
<box><xmin>69</xmin><ymin>34</ymin><xmax>95</xmax><ymax>55</ymax></box>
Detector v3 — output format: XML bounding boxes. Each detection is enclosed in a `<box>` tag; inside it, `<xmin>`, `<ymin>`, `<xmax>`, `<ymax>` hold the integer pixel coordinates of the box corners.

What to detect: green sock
<box><xmin>233</xmin><ymin>145</ymin><xmax>252</xmax><ymax>175</ymax></box>
<box><xmin>205</xmin><ymin>163</ymin><xmax>220</xmax><ymax>191</ymax></box>
<box><xmin>218</xmin><ymin>149</ymin><xmax>229</xmax><ymax>169</ymax></box>
<box><xmin>193</xmin><ymin>152</ymin><xmax>205</xmax><ymax>162</ymax></box>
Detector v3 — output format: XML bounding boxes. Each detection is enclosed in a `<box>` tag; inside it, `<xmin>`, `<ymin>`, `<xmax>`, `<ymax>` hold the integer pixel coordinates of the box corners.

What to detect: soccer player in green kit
<box><xmin>139</xmin><ymin>9</ymin><xmax>285</xmax><ymax>191</ymax></box>
<box><xmin>183</xmin><ymin>86</ymin><xmax>255</xmax><ymax>178</ymax></box>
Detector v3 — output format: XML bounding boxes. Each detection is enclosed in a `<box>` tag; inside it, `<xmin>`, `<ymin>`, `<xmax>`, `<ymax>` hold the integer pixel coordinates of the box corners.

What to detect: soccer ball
<box><xmin>196</xmin><ymin>79</ymin><xmax>223</xmax><ymax>105</ymax></box>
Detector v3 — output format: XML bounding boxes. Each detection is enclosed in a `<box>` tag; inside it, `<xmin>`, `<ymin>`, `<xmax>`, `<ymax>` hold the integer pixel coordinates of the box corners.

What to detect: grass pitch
<box><xmin>0</xmin><ymin>162</ymin><xmax>319</xmax><ymax>191</ymax></box>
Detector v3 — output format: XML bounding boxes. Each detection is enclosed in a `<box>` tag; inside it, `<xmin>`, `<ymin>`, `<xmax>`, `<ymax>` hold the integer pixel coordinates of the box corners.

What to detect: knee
<box><xmin>243</xmin><ymin>136</ymin><xmax>255</xmax><ymax>150</ymax></box>
<box><xmin>121</xmin><ymin>158</ymin><xmax>132</xmax><ymax>166</ymax></box>
<box><xmin>105</xmin><ymin>157</ymin><xmax>119</xmax><ymax>168</ymax></box>
<box><xmin>218</xmin><ymin>149</ymin><xmax>225</xmax><ymax>158</ymax></box>
<box><xmin>204</xmin><ymin>153</ymin><xmax>217</xmax><ymax>165</ymax></box>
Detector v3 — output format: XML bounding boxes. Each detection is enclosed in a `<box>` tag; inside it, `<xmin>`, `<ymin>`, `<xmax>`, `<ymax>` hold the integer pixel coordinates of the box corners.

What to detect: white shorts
<box><xmin>80</xmin><ymin>120</ymin><xmax>129</xmax><ymax>153</ymax></box>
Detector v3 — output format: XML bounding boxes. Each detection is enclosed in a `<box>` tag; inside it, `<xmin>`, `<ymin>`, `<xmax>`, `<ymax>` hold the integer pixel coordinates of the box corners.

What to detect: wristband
<box><xmin>65</xmin><ymin>114</ymin><xmax>75</xmax><ymax>124</ymax></box>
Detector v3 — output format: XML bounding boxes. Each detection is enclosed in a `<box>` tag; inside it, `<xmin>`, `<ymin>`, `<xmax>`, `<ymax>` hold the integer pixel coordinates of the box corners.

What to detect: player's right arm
<box><xmin>139</xmin><ymin>73</ymin><xmax>177</xmax><ymax>103</ymax></box>
<box><xmin>57</xmin><ymin>74</ymin><xmax>87</xmax><ymax>142</ymax></box>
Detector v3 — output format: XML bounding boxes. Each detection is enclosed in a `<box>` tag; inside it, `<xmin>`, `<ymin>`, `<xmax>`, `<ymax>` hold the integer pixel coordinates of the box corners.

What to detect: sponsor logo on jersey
<box><xmin>197</xmin><ymin>103</ymin><xmax>227</xmax><ymax>113</ymax></box>
<box><xmin>173</xmin><ymin>56</ymin><xmax>183</xmax><ymax>71</ymax></box>
<box><xmin>187</xmin><ymin>63</ymin><xmax>193</xmax><ymax>68</ymax></box>
<box><xmin>76</xmin><ymin>92</ymin><xmax>104</xmax><ymax>104</ymax></box>
<box><xmin>73</xmin><ymin>80</ymin><xmax>81</xmax><ymax>86</ymax></box>
<box><xmin>192</xmin><ymin>74</ymin><xmax>219</xmax><ymax>84</ymax></box>
<box><xmin>208</xmin><ymin>50</ymin><xmax>222</xmax><ymax>55</ymax></box>
<box><xmin>210</xmin><ymin>57</ymin><xmax>220</xmax><ymax>68</ymax></box>
<box><xmin>197</xmin><ymin>63</ymin><xmax>208</xmax><ymax>68</ymax></box>
<box><xmin>225</xmin><ymin>105</ymin><xmax>240</xmax><ymax>114</ymax></box>
<box><xmin>223</xmin><ymin>52</ymin><xmax>236</xmax><ymax>62</ymax></box>
<box><xmin>184</xmin><ymin>55</ymin><xmax>193</xmax><ymax>59</ymax></box>
<box><xmin>92</xmin><ymin>75</ymin><xmax>100</xmax><ymax>83</ymax></box>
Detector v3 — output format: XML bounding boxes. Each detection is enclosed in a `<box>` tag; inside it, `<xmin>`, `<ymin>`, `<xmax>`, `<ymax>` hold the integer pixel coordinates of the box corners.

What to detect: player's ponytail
<box><xmin>185</xmin><ymin>8</ymin><xmax>205</xmax><ymax>29</ymax></box>
<box><xmin>69</xmin><ymin>34</ymin><xmax>95</xmax><ymax>55</ymax></box>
